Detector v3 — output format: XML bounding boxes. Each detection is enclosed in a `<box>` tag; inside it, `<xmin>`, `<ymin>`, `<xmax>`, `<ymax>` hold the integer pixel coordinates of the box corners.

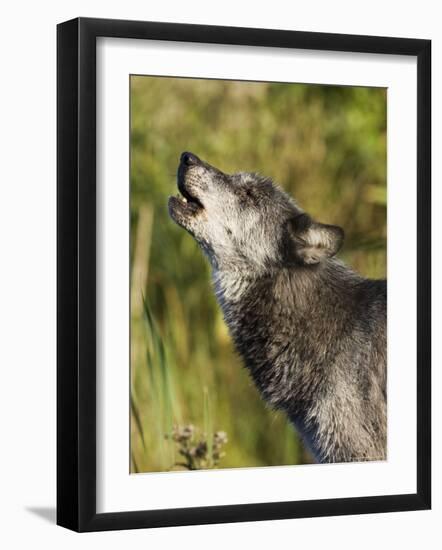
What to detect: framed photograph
<box><xmin>57</xmin><ymin>17</ymin><xmax>431</xmax><ymax>532</ymax></box>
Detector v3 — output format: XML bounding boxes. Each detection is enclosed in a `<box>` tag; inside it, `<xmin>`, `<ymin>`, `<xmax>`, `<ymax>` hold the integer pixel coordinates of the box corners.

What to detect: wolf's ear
<box><xmin>284</xmin><ymin>213</ymin><xmax>344</xmax><ymax>265</ymax></box>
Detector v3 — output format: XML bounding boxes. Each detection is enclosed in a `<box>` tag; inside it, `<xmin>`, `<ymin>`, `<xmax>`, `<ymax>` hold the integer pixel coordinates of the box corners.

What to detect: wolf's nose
<box><xmin>181</xmin><ymin>152</ymin><xmax>199</xmax><ymax>166</ymax></box>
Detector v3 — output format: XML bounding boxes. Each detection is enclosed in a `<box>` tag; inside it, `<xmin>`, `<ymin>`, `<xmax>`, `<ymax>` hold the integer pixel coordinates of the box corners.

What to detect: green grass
<box><xmin>131</xmin><ymin>298</ymin><xmax>227</xmax><ymax>472</ymax></box>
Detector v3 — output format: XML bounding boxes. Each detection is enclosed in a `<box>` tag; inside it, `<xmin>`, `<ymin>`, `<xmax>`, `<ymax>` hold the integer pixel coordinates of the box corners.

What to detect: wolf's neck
<box><xmin>212</xmin><ymin>267</ymin><xmax>259</xmax><ymax>305</ymax></box>
<box><xmin>211</xmin><ymin>261</ymin><xmax>355</xmax><ymax>389</ymax></box>
<box><xmin>212</xmin><ymin>264</ymin><xmax>322</xmax><ymax>312</ymax></box>
<box><xmin>211</xmin><ymin>265</ymin><xmax>324</xmax><ymax>405</ymax></box>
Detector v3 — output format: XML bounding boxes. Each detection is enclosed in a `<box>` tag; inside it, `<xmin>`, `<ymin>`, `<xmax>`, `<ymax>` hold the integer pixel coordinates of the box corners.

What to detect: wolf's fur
<box><xmin>168</xmin><ymin>152</ymin><xmax>387</xmax><ymax>463</ymax></box>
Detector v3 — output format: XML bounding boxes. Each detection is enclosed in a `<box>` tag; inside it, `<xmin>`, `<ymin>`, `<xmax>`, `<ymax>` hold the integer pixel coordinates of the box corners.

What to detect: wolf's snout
<box><xmin>180</xmin><ymin>151</ymin><xmax>200</xmax><ymax>166</ymax></box>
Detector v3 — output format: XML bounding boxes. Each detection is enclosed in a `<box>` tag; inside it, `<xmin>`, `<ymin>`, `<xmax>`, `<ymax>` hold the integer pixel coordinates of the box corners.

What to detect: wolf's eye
<box><xmin>239</xmin><ymin>187</ymin><xmax>256</xmax><ymax>208</ymax></box>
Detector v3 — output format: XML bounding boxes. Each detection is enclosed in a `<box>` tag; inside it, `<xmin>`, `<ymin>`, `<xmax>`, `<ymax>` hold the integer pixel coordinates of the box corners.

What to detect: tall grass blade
<box><xmin>141</xmin><ymin>294</ymin><xmax>176</xmax><ymax>469</ymax></box>
<box><xmin>203</xmin><ymin>387</ymin><xmax>213</xmax><ymax>467</ymax></box>
<box><xmin>130</xmin><ymin>393</ymin><xmax>146</xmax><ymax>451</ymax></box>
<box><xmin>131</xmin><ymin>451</ymin><xmax>140</xmax><ymax>473</ymax></box>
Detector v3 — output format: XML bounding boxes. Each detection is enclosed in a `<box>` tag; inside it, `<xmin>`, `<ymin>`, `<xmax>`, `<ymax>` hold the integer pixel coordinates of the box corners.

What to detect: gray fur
<box><xmin>168</xmin><ymin>152</ymin><xmax>387</xmax><ymax>464</ymax></box>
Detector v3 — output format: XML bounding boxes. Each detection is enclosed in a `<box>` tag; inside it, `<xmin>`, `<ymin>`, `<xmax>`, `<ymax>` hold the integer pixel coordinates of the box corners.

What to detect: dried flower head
<box><xmin>166</xmin><ymin>424</ymin><xmax>228</xmax><ymax>471</ymax></box>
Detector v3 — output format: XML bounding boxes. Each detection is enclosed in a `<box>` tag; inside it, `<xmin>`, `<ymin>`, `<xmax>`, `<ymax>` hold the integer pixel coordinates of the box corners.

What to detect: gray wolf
<box><xmin>168</xmin><ymin>152</ymin><xmax>387</xmax><ymax>463</ymax></box>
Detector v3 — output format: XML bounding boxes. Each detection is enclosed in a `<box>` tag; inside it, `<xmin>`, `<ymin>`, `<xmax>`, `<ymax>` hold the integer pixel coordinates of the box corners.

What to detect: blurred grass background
<box><xmin>130</xmin><ymin>76</ymin><xmax>387</xmax><ymax>473</ymax></box>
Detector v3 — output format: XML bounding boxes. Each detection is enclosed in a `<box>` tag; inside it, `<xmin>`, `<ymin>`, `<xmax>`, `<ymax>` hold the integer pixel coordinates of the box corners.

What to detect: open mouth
<box><xmin>177</xmin><ymin>180</ymin><xmax>204</xmax><ymax>210</ymax></box>
<box><xmin>168</xmin><ymin>155</ymin><xmax>205</xmax><ymax>224</ymax></box>
<box><xmin>168</xmin><ymin>178</ymin><xmax>204</xmax><ymax>223</ymax></box>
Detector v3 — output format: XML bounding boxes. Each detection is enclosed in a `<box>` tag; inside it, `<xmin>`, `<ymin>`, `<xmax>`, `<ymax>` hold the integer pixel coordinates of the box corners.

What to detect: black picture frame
<box><xmin>57</xmin><ymin>17</ymin><xmax>431</xmax><ymax>532</ymax></box>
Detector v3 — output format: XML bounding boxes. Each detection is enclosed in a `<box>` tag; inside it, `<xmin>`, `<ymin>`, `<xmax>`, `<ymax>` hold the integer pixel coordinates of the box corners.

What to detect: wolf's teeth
<box><xmin>182</xmin><ymin>197</ymin><xmax>187</xmax><ymax>203</ymax></box>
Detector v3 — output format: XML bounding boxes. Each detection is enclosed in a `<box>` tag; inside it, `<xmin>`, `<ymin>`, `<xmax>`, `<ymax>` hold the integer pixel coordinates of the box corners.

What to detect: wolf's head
<box><xmin>168</xmin><ymin>152</ymin><xmax>344</xmax><ymax>272</ymax></box>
